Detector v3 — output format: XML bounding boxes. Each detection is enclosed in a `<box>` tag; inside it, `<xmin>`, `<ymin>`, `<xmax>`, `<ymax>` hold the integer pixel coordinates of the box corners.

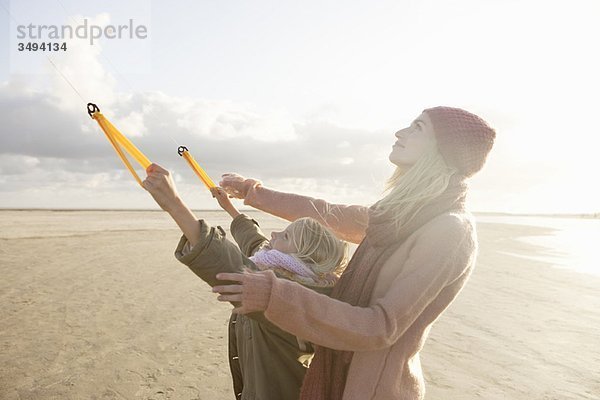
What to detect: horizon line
<box><xmin>0</xmin><ymin>208</ymin><xmax>599</xmax><ymax>218</ymax></box>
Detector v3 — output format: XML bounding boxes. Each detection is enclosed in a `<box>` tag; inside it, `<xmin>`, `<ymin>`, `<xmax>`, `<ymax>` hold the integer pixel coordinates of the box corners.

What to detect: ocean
<box><xmin>476</xmin><ymin>215</ymin><xmax>600</xmax><ymax>277</ymax></box>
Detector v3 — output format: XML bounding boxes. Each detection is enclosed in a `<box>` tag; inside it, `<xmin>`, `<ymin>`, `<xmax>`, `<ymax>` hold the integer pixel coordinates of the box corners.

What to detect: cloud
<box><xmin>0</xmin><ymin>154</ymin><xmax>40</xmax><ymax>174</ymax></box>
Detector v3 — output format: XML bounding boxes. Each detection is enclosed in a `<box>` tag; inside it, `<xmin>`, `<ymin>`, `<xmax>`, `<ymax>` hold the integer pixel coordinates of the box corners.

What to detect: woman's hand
<box><xmin>219</xmin><ymin>173</ymin><xmax>262</xmax><ymax>199</ymax></box>
<box><xmin>142</xmin><ymin>163</ymin><xmax>181</xmax><ymax>212</ymax></box>
<box><xmin>213</xmin><ymin>270</ymin><xmax>276</xmax><ymax>314</ymax></box>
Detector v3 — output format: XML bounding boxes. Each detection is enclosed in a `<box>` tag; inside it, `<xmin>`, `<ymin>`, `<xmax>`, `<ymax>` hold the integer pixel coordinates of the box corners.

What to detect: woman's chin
<box><xmin>389</xmin><ymin>157</ymin><xmax>413</xmax><ymax>170</ymax></box>
<box><xmin>389</xmin><ymin>154</ymin><xmax>405</xmax><ymax>167</ymax></box>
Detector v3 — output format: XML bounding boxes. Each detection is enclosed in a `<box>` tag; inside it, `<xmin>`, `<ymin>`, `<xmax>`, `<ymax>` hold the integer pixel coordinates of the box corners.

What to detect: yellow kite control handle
<box><xmin>87</xmin><ymin>103</ymin><xmax>151</xmax><ymax>187</ymax></box>
<box><xmin>177</xmin><ymin>146</ymin><xmax>216</xmax><ymax>190</ymax></box>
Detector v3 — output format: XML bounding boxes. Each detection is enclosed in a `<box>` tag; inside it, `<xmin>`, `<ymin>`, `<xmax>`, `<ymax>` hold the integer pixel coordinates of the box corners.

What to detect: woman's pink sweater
<box><xmin>242</xmin><ymin>185</ymin><xmax>478</xmax><ymax>399</ymax></box>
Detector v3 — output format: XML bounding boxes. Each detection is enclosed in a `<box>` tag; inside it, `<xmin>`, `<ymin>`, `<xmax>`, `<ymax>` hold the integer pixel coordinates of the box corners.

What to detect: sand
<box><xmin>0</xmin><ymin>210</ymin><xmax>598</xmax><ymax>400</ymax></box>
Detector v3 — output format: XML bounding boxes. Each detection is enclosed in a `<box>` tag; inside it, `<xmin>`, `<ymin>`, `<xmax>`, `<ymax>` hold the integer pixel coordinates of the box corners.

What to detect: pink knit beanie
<box><xmin>424</xmin><ymin>106</ymin><xmax>496</xmax><ymax>177</ymax></box>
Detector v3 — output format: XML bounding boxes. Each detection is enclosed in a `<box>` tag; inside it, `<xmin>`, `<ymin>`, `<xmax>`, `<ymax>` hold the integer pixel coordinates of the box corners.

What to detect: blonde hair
<box><xmin>374</xmin><ymin>142</ymin><xmax>459</xmax><ymax>230</ymax></box>
<box><xmin>288</xmin><ymin>217</ymin><xmax>349</xmax><ymax>276</ymax></box>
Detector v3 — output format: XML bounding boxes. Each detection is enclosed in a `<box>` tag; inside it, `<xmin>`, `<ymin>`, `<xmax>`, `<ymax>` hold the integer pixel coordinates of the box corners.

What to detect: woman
<box><xmin>213</xmin><ymin>106</ymin><xmax>496</xmax><ymax>399</ymax></box>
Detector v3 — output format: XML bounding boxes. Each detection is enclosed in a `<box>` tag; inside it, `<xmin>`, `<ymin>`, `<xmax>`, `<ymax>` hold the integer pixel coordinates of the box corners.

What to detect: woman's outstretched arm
<box><xmin>220</xmin><ymin>173</ymin><xmax>369</xmax><ymax>244</ymax></box>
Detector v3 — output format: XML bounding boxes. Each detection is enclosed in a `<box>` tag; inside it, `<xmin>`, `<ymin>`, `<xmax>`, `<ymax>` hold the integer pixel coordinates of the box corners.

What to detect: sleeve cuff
<box><xmin>243</xmin><ymin>179</ymin><xmax>264</xmax><ymax>207</ymax></box>
<box><xmin>174</xmin><ymin>219</ymin><xmax>219</xmax><ymax>265</ymax></box>
<box><xmin>230</xmin><ymin>213</ymin><xmax>259</xmax><ymax>233</ymax></box>
<box><xmin>242</xmin><ymin>270</ymin><xmax>276</xmax><ymax>313</ymax></box>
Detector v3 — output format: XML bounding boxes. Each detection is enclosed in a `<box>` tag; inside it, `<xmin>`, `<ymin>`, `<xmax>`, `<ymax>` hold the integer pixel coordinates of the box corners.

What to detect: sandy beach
<box><xmin>0</xmin><ymin>210</ymin><xmax>598</xmax><ymax>400</ymax></box>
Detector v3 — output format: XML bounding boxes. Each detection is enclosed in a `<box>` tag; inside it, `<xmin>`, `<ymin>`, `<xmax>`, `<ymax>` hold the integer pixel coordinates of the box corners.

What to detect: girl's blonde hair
<box><xmin>288</xmin><ymin>217</ymin><xmax>349</xmax><ymax>276</ymax></box>
<box><xmin>374</xmin><ymin>141</ymin><xmax>459</xmax><ymax>230</ymax></box>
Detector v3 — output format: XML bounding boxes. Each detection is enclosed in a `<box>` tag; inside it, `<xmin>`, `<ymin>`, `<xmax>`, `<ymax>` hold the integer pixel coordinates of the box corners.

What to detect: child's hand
<box><xmin>211</xmin><ymin>186</ymin><xmax>234</xmax><ymax>209</ymax></box>
<box><xmin>211</xmin><ymin>187</ymin><xmax>240</xmax><ymax>218</ymax></box>
<box><xmin>142</xmin><ymin>163</ymin><xmax>180</xmax><ymax>212</ymax></box>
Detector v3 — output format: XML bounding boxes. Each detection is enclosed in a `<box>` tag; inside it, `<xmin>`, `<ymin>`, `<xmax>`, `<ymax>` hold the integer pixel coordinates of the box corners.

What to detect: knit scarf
<box><xmin>251</xmin><ymin>248</ymin><xmax>317</xmax><ymax>278</ymax></box>
<box><xmin>299</xmin><ymin>175</ymin><xmax>468</xmax><ymax>400</ymax></box>
<box><xmin>251</xmin><ymin>248</ymin><xmax>338</xmax><ymax>288</ymax></box>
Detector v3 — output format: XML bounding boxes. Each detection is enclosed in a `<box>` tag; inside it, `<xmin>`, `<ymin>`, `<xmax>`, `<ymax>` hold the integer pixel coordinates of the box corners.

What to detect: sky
<box><xmin>0</xmin><ymin>0</ymin><xmax>599</xmax><ymax>213</ymax></box>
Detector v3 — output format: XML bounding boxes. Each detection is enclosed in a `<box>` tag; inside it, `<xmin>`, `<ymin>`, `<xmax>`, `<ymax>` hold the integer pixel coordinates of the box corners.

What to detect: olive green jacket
<box><xmin>174</xmin><ymin>214</ymin><xmax>330</xmax><ymax>400</ymax></box>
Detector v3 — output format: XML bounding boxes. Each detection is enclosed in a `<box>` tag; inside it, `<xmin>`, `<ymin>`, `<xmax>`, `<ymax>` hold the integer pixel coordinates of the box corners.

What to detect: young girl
<box><xmin>142</xmin><ymin>165</ymin><xmax>348</xmax><ymax>400</ymax></box>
